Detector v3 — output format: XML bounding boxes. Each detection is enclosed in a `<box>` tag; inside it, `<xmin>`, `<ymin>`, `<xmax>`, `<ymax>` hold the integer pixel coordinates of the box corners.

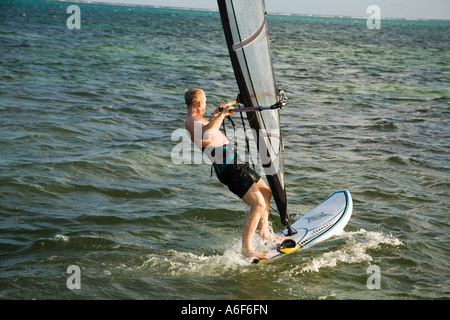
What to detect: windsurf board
<box><xmin>253</xmin><ymin>190</ymin><xmax>353</xmax><ymax>264</ymax></box>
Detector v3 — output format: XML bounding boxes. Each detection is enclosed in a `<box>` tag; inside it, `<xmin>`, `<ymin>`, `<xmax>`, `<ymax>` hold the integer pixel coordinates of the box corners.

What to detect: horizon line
<box><xmin>58</xmin><ymin>0</ymin><xmax>450</xmax><ymax>22</ymax></box>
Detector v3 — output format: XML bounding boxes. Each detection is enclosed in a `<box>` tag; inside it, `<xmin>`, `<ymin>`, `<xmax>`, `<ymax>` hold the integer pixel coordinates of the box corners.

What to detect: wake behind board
<box><xmin>253</xmin><ymin>190</ymin><xmax>353</xmax><ymax>264</ymax></box>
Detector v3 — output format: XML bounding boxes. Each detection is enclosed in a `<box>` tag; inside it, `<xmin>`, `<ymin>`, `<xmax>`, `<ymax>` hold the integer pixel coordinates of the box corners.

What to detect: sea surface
<box><xmin>0</xmin><ymin>0</ymin><xmax>449</xmax><ymax>300</ymax></box>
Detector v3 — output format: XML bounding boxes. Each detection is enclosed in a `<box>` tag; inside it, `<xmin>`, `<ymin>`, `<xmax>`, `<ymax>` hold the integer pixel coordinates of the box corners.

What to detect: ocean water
<box><xmin>0</xmin><ymin>0</ymin><xmax>449</xmax><ymax>300</ymax></box>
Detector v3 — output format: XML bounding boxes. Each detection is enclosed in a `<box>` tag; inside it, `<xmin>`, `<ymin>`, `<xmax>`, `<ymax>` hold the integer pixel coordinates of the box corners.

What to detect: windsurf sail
<box><xmin>217</xmin><ymin>0</ymin><xmax>294</xmax><ymax>234</ymax></box>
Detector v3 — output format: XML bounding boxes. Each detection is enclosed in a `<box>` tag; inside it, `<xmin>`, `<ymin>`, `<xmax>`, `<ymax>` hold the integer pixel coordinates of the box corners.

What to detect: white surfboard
<box><xmin>253</xmin><ymin>190</ymin><xmax>353</xmax><ymax>264</ymax></box>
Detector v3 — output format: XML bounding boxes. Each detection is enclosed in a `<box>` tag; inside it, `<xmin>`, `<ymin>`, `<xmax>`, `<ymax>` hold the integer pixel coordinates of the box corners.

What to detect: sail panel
<box><xmin>218</xmin><ymin>0</ymin><xmax>289</xmax><ymax>226</ymax></box>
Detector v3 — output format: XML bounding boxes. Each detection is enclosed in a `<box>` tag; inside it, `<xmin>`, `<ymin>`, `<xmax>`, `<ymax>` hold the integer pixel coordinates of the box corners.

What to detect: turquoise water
<box><xmin>0</xmin><ymin>0</ymin><xmax>449</xmax><ymax>300</ymax></box>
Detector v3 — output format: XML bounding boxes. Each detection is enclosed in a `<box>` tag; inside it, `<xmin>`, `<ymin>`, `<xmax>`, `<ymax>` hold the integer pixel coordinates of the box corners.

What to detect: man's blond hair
<box><xmin>185</xmin><ymin>88</ymin><xmax>204</xmax><ymax>109</ymax></box>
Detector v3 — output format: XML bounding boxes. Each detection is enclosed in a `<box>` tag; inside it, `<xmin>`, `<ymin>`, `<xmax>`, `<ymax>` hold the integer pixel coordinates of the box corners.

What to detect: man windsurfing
<box><xmin>184</xmin><ymin>88</ymin><xmax>283</xmax><ymax>259</ymax></box>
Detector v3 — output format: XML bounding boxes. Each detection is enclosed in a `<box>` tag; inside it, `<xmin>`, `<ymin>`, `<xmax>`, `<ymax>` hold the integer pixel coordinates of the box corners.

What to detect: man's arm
<box><xmin>208</xmin><ymin>107</ymin><xmax>221</xmax><ymax>122</ymax></box>
<box><xmin>204</xmin><ymin>104</ymin><xmax>234</xmax><ymax>132</ymax></box>
<box><xmin>201</xmin><ymin>104</ymin><xmax>234</xmax><ymax>147</ymax></box>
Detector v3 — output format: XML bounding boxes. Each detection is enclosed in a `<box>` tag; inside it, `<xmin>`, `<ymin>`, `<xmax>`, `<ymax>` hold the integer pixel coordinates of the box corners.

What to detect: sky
<box><xmin>86</xmin><ymin>0</ymin><xmax>450</xmax><ymax>20</ymax></box>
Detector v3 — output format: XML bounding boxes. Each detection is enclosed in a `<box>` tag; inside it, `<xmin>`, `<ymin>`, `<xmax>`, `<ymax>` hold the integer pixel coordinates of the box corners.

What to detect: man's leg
<box><xmin>255</xmin><ymin>179</ymin><xmax>272</xmax><ymax>240</ymax></box>
<box><xmin>241</xmin><ymin>183</ymin><xmax>268</xmax><ymax>259</ymax></box>
<box><xmin>254</xmin><ymin>179</ymin><xmax>285</xmax><ymax>242</ymax></box>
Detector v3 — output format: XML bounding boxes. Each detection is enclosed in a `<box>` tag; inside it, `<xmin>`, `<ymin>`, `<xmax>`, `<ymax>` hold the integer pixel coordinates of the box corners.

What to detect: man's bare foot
<box><xmin>260</xmin><ymin>232</ymin><xmax>286</xmax><ymax>243</ymax></box>
<box><xmin>242</xmin><ymin>248</ymin><xmax>267</xmax><ymax>260</ymax></box>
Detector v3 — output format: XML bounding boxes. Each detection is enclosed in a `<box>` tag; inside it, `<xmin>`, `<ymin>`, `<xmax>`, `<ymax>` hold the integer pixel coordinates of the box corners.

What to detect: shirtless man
<box><xmin>184</xmin><ymin>88</ymin><xmax>281</xmax><ymax>259</ymax></box>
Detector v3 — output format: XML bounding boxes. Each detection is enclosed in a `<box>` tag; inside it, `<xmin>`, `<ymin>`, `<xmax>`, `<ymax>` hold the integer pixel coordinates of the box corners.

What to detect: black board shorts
<box><xmin>218</xmin><ymin>163</ymin><xmax>261</xmax><ymax>199</ymax></box>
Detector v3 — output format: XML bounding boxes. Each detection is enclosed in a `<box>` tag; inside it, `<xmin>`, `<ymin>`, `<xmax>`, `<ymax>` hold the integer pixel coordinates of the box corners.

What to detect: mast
<box><xmin>217</xmin><ymin>0</ymin><xmax>294</xmax><ymax>234</ymax></box>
